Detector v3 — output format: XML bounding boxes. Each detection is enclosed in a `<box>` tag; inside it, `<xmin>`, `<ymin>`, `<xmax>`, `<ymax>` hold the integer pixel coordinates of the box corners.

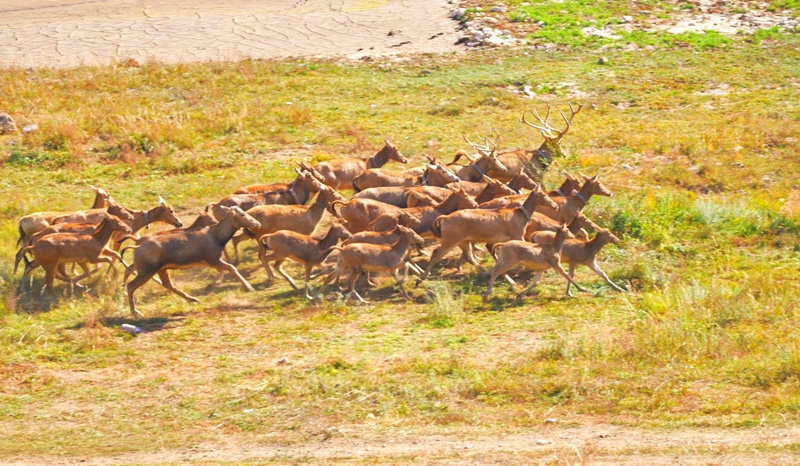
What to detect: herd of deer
<box><xmin>13</xmin><ymin>103</ymin><xmax>624</xmax><ymax>315</ymax></box>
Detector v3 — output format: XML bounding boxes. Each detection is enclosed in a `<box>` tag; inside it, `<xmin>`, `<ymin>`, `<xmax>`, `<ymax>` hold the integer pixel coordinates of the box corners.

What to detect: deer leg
<box><xmin>344</xmin><ymin>270</ymin><xmax>367</xmax><ymax>304</ymax></box>
<box><xmin>566</xmin><ymin>263</ymin><xmax>576</xmax><ymax>297</ymax></box>
<box><xmin>127</xmin><ymin>268</ymin><xmax>158</xmax><ymax>316</ymax></box>
<box><xmin>258</xmin><ymin>251</ymin><xmax>279</xmax><ymax>287</ymax></box>
<box><xmin>41</xmin><ymin>261</ymin><xmax>58</xmax><ymax>298</ymax></box>
<box><xmin>314</xmin><ymin>270</ymin><xmax>338</xmax><ymax>299</ymax></box>
<box><xmin>21</xmin><ymin>257</ymin><xmax>41</xmax><ymax>292</ymax></box>
<box><xmin>484</xmin><ymin>260</ymin><xmax>515</xmax><ymax>299</ymax></box>
<box><xmin>589</xmin><ymin>261</ymin><xmax>625</xmax><ymax>292</ymax></box>
<box><xmin>208</xmin><ymin>258</ymin><xmax>254</xmax><ymax>292</ymax></box>
<box><xmin>304</xmin><ymin>265</ymin><xmax>315</xmax><ymax>300</ymax></box>
<box><xmin>392</xmin><ymin>269</ymin><xmax>411</xmax><ymax>300</ymax></box>
<box><xmin>516</xmin><ymin>270</ymin><xmax>544</xmax><ymax>301</ymax></box>
<box><xmin>416</xmin><ymin>243</ymin><xmax>454</xmax><ymax>286</ymax></box>
<box><xmin>274</xmin><ymin>260</ymin><xmax>298</xmax><ymax>289</ymax></box>
<box><xmin>157</xmin><ymin>270</ymin><xmax>199</xmax><ymax>303</ymax></box>
<box><xmin>555</xmin><ymin>263</ymin><xmax>585</xmax><ymax>295</ymax></box>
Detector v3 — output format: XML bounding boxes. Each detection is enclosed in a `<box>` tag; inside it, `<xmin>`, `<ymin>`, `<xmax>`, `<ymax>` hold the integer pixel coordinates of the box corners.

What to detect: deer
<box><xmin>226</xmin><ymin>184</ymin><xmax>344</xmax><ymax>267</ymax></box>
<box><xmin>313</xmin><ymin>213</ymin><xmax>424</xmax><ymax>282</ymax></box>
<box><xmin>477</xmin><ymin>171</ymin><xmax>585</xmax><ymax>210</ymax></box>
<box><xmin>314</xmin><ymin>225</ymin><xmax>425</xmax><ymax>303</ymax></box>
<box><xmin>416</xmin><ymin>184</ymin><xmax>559</xmax><ymax>285</ymax></box>
<box><xmin>233</xmin><ymin>163</ymin><xmax>326</xmax><ymax>194</ymax></box>
<box><xmin>312</xmin><ymin>139</ymin><xmax>408</xmax><ymax>190</ymax></box>
<box><xmin>206</xmin><ymin>169</ymin><xmax>322</xmax><ymax>221</ymax></box>
<box><xmin>18</xmin><ymin>212</ymin><xmax>133</xmax><ymax>291</ymax></box>
<box><xmin>447</xmin><ymin>130</ymin><xmax>509</xmax><ymax>182</ymax></box>
<box><xmin>484</xmin><ymin>103</ymin><xmax>583</xmax><ymax>182</ymax></box>
<box><xmin>14</xmin><ymin>186</ymin><xmax>112</xmax><ymax>274</ymax></box>
<box><xmin>331</xmin><ymin>198</ymin><xmax>401</xmax><ymax>233</ymax></box>
<box><xmin>484</xmin><ymin>223</ymin><xmax>585</xmax><ymax>300</ymax></box>
<box><xmin>530</xmin><ymin>227</ymin><xmax>624</xmax><ymax>296</ymax></box>
<box><xmin>119</xmin><ymin>211</ymin><xmax>219</xmax><ymax>245</ymax></box>
<box><xmin>23</xmin><ymin>215</ymin><xmax>133</xmax><ymax>297</ymax></box>
<box><xmin>368</xmin><ymin>186</ymin><xmax>479</xmax><ymax>236</ymax></box>
<box><xmin>258</xmin><ymin>220</ymin><xmax>352</xmax><ymax>298</ymax></box>
<box><xmin>122</xmin><ymin>206</ymin><xmax>261</xmax><ymax>316</ymax></box>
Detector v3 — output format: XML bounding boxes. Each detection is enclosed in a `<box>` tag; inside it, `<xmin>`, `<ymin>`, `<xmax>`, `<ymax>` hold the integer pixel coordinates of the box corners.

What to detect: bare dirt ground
<box><xmin>6</xmin><ymin>423</ymin><xmax>800</xmax><ymax>465</ymax></box>
<box><xmin>0</xmin><ymin>0</ymin><xmax>463</xmax><ymax>68</ymax></box>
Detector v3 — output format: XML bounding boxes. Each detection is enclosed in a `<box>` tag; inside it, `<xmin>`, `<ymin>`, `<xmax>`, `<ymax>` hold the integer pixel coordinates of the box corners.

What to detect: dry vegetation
<box><xmin>0</xmin><ymin>23</ymin><xmax>800</xmax><ymax>464</ymax></box>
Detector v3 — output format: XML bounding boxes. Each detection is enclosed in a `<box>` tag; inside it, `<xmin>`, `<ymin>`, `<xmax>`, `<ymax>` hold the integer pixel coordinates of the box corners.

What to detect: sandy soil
<box><xmin>6</xmin><ymin>423</ymin><xmax>800</xmax><ymax>465</ymax></box>
<box><xmin>0</xmin><ymin>0</ymin><xmax>463</xmax><ymax>68</ymax></box>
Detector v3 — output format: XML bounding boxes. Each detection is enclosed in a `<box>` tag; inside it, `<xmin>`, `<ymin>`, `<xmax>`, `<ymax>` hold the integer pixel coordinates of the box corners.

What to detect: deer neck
<box><xmin>131</xmin><ymin>206</ymin><xmax>162</xmax><ymax>233</ymax></box>
<box><xmin>520</xmin><ymin>191</ymin><xmax>542</xmax><ymax>220</ymax></box>
<box><xmin>553</xmin><ymin>229</ymin><xmax>568</xmax><ymax>252</ymax></box>
<box><xmin>209</xmin><ymin>214</ymin><xmax>240</xmax><ymax>246</ymax></box>
<box><xmin>574</xmin><ymin>184</ymin><xmax>593</xmax><ymax>207</ymax></box>
<box><xmin>91</xmin><ymin>192</ymin><xmax>107</xmax><ymax>209</ymax></box>
<box><xmin>434</xmin><ymin>193</ymin><xmax>460</xmax><ymax>214</ymax></box>
<box><xmin>290</xmin><ymin>179</ymin><xmax>310</xmax><ymax>205</ymax></box>
<box><xmin>392</xmin><ymin>233</ymin><xmax>412</xmax><ymax>261</ymax></box>
<box><xmin>91</xmin><ymin>220</ymin><xmax>117</xmax><ymax>246</ymax></box>
<box><xmin>368</xmin><ymin>146</ymin><xmax>390</xmax><ymax>169</ymax></box>
<box><xmin>535</xmin><ymin>139</ymin><xmax>563</xmax><ymax>167</ymax></box>
<box><xmin>506</xmin><ymin>177</ymin><xmax>523</xmax><ymax>194</ymax></box>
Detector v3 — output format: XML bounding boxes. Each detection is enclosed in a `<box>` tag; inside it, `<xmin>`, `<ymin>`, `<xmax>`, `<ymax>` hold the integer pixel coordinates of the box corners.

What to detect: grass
<box><xmin>0</xmin><ymin>27</ymin><xmax>800</xmax><ymax>461</ymax></box>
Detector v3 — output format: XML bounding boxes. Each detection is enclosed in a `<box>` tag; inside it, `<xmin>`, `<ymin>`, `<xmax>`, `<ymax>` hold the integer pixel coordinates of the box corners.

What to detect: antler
<box><xmin>521</xmin><ymin>102</ymin><xmax>583</xmax><ymax>140</ymax></box>
<box><xmin>464</xmin><ymin>128</ymin><xmax>501</xmax><ymax>158</ymax></box>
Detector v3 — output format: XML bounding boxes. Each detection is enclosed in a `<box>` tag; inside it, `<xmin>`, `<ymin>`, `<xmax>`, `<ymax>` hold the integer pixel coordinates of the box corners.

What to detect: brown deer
<box><xmin>123</xmin><ymin>206</ymin><xmax>261</xmax><ymax>316</ymax></box>
<box><xmin>24</xmin><ymin>216</ymin><xmax>133</xmax><ymax>297</ymax></box>
<box><xmin>258</xmin><ymin>220</ymin><xmax>352</xmax><ymax>298</ymax></box>
<box><xmin>207</xmin><ymin>169</ymin><xmax>322</xmax><ymax>221</ymax></box>
<box><xmin>484</xmin><ymin>103</ymin><xmax>583</xmax><ymax>182</ymax></box>
<box><xmin>484</xmin><ymin>223</ymin><xmax>585</xmax><ymax>300</ymax></box>
<box><xmin>14</xmin><ymin>186</ymin><xmax>112</xmax><ymax>273</ymax></box>
<box><xmin>315</xmin><ymin>225</ymin><xmax>425</xmax><ymax>303</ymax></box>
<box><xmin>447</xmin><ymin>131</ymin><xmax>508</xmax><ymax>182</ymax></box>
<box><xmin>226</xmin><ymin>185</ymin><xmax>345</xmax><ymax>265</ymax></box>
<box><xmin>416</xmin><ymin>185</ymin><xmax>559</xmax><ymax>284</ymax></box>
<box><xmin>313</xmin><ymin>139</ymin><xmax>408</xmax><ymax>190</ymax></box>
<box><xmin>368</xmin><ymin>187</ymin><xmax>479</xmax><ymax>236</ymax></box>
<box><xmin>531</xmin><ymin>227</ymin><xmax>624</xmax><ymax>296</ymax></box>
<box><xmin>331</xmin><ymin>198</ymin><xmax>401</xmax><ymax>233</ymax></box>
<box><xmin>233</xmin><ymin>163</ymin><xmax>326</xmax><ymax>194</ymax></box>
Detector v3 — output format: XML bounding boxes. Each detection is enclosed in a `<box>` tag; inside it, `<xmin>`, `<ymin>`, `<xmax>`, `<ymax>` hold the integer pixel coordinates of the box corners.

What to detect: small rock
<box><xmin>120</xmin><ymin>323</ymin><xmax>143</xmax><ymax>334</ymax></box>
<box><xmin>597</xmin><ymin>56</ymin><xmax>609</xmax><ymax>65</ymax></box>
<box><xmin>522</xmin><ymin>85</ymin><xmax>535</xmax><ymax>98</ymax></box>
<box><xmin>22</xmin><ymin>124</ymin><xmax>38</xmax><ymax>134</ymax></box>
<box><xmin>450</xmin><ymin>8</ymin><xmax>466</xmax><ymax>19</ymax></box>
<box><xmin>545</xmin><ymin>418</ymin><xmax>559</xmax><ymax>423</ymax></box>
<box><xmin>762</xmin><ymin>175</ymin><xmax>772</xmax><ymax>182</ymax></box>
<box><xmin>484</xmin><ymin>17</ymin><xmax>500</xmax><ymax>24</ymax></box>
<box><xmin>730</xmin><ymin>162</ymin><xmax>744</xmax><ymax>168</ymax></box>
<box><xmin>490</xmin><ymin>6</ymin><xmax>506</xmax><ymax>13</ymax></box>
<box><xmin>277</xmin><ymin>357</ymin><xmax>290</xmax><ymax>365</ymax></box>
<box><xmin>0</xmin><ymin>113</ymin><xmax>17</xmax><ymax>134</ymax></box>
<box><xmin>621</xmin><ymin>15</ymin><xmax>633</xmax><ymax>23</ymax></box>
<box><xmin>536</xmin><ymin>439</ymin><xmax>551</xmax><ymax>445</ymax></box>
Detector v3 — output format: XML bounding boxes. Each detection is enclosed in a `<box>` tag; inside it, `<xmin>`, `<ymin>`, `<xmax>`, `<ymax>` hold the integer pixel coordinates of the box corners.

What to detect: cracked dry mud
<box><xmin>0</xmin><ymin>0</ymin><xmax>462</xmax><ymax>68</ymax></box>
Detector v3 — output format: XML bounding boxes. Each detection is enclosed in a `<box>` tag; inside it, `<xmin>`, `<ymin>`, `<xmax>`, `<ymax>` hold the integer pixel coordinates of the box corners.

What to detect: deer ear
<box><xmin>158</xmin><ymin>195</ymin><xmax>166</xmax><ymax>205</ymax></box>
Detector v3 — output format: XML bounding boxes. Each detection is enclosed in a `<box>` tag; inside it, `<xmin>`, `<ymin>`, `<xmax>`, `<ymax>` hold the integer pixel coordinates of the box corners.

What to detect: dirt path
<box><xmin>0</xmin><ymin>0</ymin><xmax>462</xmax><ymax>68</ymax></box>
<box><xmin>6</xmin><ymin>423</ymin><xmax>800</xmax><ymax>465</ymax></box>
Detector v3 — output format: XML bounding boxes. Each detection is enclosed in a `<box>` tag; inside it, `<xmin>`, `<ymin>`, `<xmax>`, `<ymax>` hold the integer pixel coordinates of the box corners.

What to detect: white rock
<box><xmin>622</xmin><ymin>15</ymin><xmax>633</xmax><ymax>23</ymax></box>
<box><xmin>536</xmin><ymin>439</ymin><xmax>551</xmax><ymax>445</ymax></box>
<box><xmin>450</xmin><ymin>8</ymin><xmax>466</xmax><ymax>19</ymax></box>
<box><xmin>22</xmin><ymin>124</ymin><xmax>38</xmax><ymax>134</ymax></box>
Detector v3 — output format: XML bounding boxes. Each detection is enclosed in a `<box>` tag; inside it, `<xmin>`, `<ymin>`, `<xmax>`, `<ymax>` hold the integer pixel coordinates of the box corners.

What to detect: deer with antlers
<box><xmin>480</xmin><ymin>103</ymin><xmax>583</xmax><ymax>182</ymax></box>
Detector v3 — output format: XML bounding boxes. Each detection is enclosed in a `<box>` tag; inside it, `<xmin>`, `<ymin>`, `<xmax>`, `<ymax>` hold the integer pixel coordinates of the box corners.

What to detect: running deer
<box><xmin>315</xmin><ymin>225</ymin><xmax>425</xmax><ymax>303</ymax></box>
<box><xmin>484</xmin><ymin>223</ymin><xmax>585</xmax><ymax>300</ymax></box>
<box><xmin>14</xmin><ymin>186</ymin><xmax>112</xmax><ymax>273</ymax></box>
<box><xmin>531</xmin><ymin>227</ymin><xmax>624</xmax><ymax>296</ymax></box>
<box><xmin>483</xmin><ymin>102</ymin><xmax>583</xmax><ymax>182</ymax></box>
<box><xmin>313</xmin><ymin>139</ymin><xmax>408</xmax><ymax>190</ymax></box>
<box><xmin>123</xmin><ymin>206</ymin><xmax>261</xmax><ymax>316</ymax></box>
<box><xmin>258</xmin><ymin>220</ymin><xmax>352</xmax><ymax>298</ymax></box>
<box><xmin>207</xmin><ymin>169</ymin><xmax>322</xmax><ymax>221</ymax></box>
<box><xmin>331</xmin><ymin>198</ymin><xmax>401</xmax><ymax>233</ymax></box>
<box><xmin>234</xmin><ymin>163</ymin><xmax>326</xmax><ymax>194</ymax></box>
<box><xmin>447</xmin><ymin>130</ymin><xmax>508</xmax><ymax>182</ymax></box>
<box><xmin>368</xmin><ymin>186</ymin><xmax>479</xmax><ymax>236</ymax></box>
<box><xmin>24</xmin><ymin>216</ymin><xmax>133</xmax><ymax>297</ymax></box>
<box><xmin>416</xmin><ymin>184</ymin><xmax>559</xmax><ymax>284</ymax></box>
